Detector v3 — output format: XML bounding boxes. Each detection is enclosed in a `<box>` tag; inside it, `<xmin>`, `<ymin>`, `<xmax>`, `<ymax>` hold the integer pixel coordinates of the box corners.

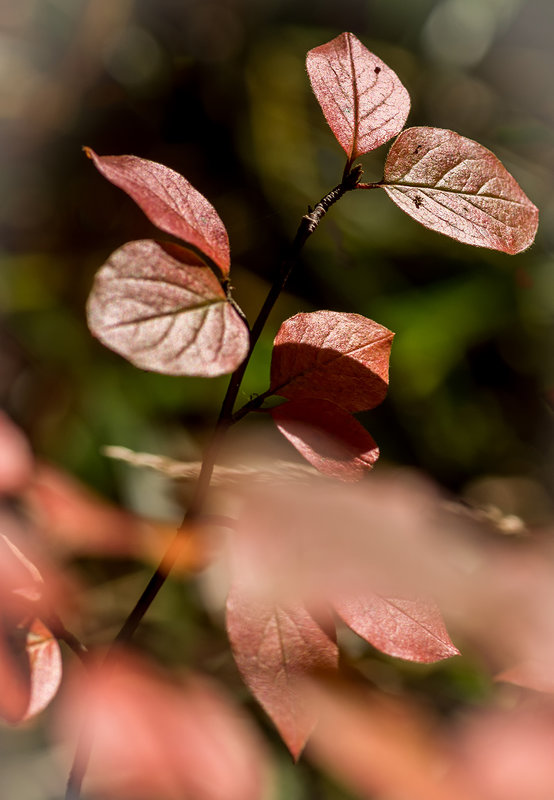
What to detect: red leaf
<box><xmin>0</xmin><ymin>618</ymin><xmax>62</xmax><ymax>724</ymax></box>
<box><xmin>334</xmin><ymin>594</ymin><xmax>459</xmax><ymax>663</ymax></box>
<box><xmin>85</xmin><ymin>148</ymin><xmax>231</xmax><ymax>275</ymax></box>
<box><xmin>226</xmin><ymin>585</ymin><xmax>338</xmax><ymax>759</ymax></box>
<box><xmin>306</xmin><ymin>32</ymin><xmax>410</xmax><ymax>160</ymax></box>
<box><xmin>382</xmin><ymin>127</ymin><xmax>538</xmax><ymax>254</ymax></box>
<box><xmin>270</xmin><ymin>398</ymin><xmax>379</xmax><ymax>481</ymax></box>
<box><xmin>0</xmin><ymin>411</ymin><xmax>33</xmax><ymax>496</ymax></box>
<box><xmin>270</xmin><ymin>311</ymin><xmax>393</xmax><ymax>413</ymax></box>
<box><xmin>59</xmin><ymin>654</ymin><xmax>268</xmax><ymax>800</ymax></box>
<box><xmin>87</xmin><ymin>240</ymin><xmax>249</xmax><ymax>376</ymax></box>
<box><xmin>22</xmin><ymin>618</ymin><xmax>63</xmax><ymax>721</ymax></box>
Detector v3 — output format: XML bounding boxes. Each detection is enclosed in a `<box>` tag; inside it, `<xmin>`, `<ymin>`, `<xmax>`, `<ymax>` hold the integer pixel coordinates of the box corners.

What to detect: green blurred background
<box><xmin>1</xmin><ymin>1</ymin><xmax>553</xmax><ymax>797</ymax></box>
<box><xmin>1</xmin><ymin>0</ymin><xmax>552</xmax><ymax>508</ymax></box>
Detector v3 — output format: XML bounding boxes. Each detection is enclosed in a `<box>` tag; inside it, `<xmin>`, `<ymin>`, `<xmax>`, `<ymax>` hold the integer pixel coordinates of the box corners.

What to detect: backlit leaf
<box><xmin>270</xmin><ymin>398</ymin><xmax>379</xmax><ymax>481</ymax></box>
<box><xmin>306</xmin><ymin>32</ymin><xmax>410</xmax><ymax>159</ymax></box>
<box><xmin>270</xmin><ymin>311</ymin><xmax>393</xmax><ymax>412</ymax></box>
<box><xmin>334</xmin><ymin>594</ymin><xmax>460</xmax><ymax>662</ymax></box>
<box><xmin>226</xmin><ymin>586</ymin><xmax>338</xmax><ymax>759</ymax></box>
<box><xmin>0</xmin><ymin>619</ymin><xmax>62</xmax><ymax>724</ymax></box>
<box><xmin>381</xmin><ymin>127</ymin><xmax>538</xmax><ymax>254</ymax></box>
<box><xmin>87</xmin><ymin>240</ymin><xmax>249</xmax><ymax>377</ymax></box>
<box><xmin>85</xmin><ymin>148</ymin><xmax>231</xmax><ymax>275</ymax></box>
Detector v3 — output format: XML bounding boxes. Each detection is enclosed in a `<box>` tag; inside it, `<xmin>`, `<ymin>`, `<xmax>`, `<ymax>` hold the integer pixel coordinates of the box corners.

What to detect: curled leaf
<box><xmin>307</xmin><ymin>32</ymin><xmax>410</xmax><ymax>159</ymax></box>
<box><xmin>381</xmin><ymin>127</ymin><xmax>538</xmax><ymax>254</ymax></box>
<box><xmin>270</xmin><ymin>398</ymin><xmax>379</xmax><ymax>481</ymax></box>
<box><xmin>87</xmin><ymin>240</ymin><xmax>249</xmax><ymax>377</ymax></box>
<box><xmin>334</xmin><ymin>595</ymin><xmax>460</xmax><ymax>663</ymax></box>
<box><xmin>270</xmin><ymin>311</ymin><xmax>393</xmax><ymax>413</ymax></box>
<box><xmin>226</xmin><ymin>586</ymin><xmax>338</xmax><ymax>759</ymax></box>
<box><xmin>85</xmin><ymin>149</ymin><xmax>231</xmax><ymax>275</ymax></box>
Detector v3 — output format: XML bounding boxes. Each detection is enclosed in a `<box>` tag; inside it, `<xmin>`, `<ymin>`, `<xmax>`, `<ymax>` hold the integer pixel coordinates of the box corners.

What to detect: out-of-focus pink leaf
<box><xmin>87</xmin><ymin>240</ymin><xmax>249</xmax><ymax>376</ymax></box>
<box><xmin>382</xmin><ymin>127</ymin><xmax>538</xmax><ymax>254</ymax></box>
<box><xmin>270</xmin><ymin>398</ymin><xmax>379</xmax><ymax>481</ymax></box>
<box><xmin>334</xmin><ymin>594</ymin><xmax>460</xmax><ymax>662</ymax></box>
<box><xmin>85</xmin><ymin>148</ymin><xmax>231</xmax><ymax>275</ymax></box>
<box><xmin>0</xmin><ymin>619</ymin><xmax>62</xmax><ymax>724</ymax></box>
<box><xmin>226</xmin><ymin>585</ymin><xmax>338</xmax><ymax>759</ymax></box>
<box><xmin>306</xmin><ymin>681</ymin><xmax>473</xmax><ymax>800</ymax></box>
<box><xmin>306</xmin><ymin>32</ymin><xmax>410</xmax><ymax>159</ymax></box>
<box><xmin>0</xmin><ymin>411</ymin><xmax>33</xmax><ymax>495</ymax></box>
<box><xmin>270</xmin><ymin>311</ymin><xmax>393</xmax><ymax>413</ymax></box>
<box><xmin>59</xmin><ymin>654</ymin><xmax>268</xmax><ymax>800</ymax></box>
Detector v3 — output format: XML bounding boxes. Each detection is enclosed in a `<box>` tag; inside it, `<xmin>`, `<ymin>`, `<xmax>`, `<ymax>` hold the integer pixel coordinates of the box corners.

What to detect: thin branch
<box><xmin>64</xmin><ymin>165</ymin><xmax>361</xmax><ymax>800</ymax></box>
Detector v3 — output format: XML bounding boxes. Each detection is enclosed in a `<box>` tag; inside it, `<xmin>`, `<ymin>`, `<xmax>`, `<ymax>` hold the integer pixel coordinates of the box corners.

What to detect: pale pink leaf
<box><xmin>226</xmin><ymin>586</ymin><xmax>338</xmax><ymax>759</ymax></box>
<box><xmin>0</xmin><ymin>411</ymin><xmax>33</xmax><ymax>495</ymax></box>
<box><xmin>59</xmin><ymin>654</ymin><xmax>267</xmax><ymax>800</ymax></box>
<box><xmin>334</xmin><ymin>594</ymin><xmax>460</xmax><ymax>662</ymax></box>
<box><xmin>270</xmin><ymin>398</ymin><xmax>379</xmax><ymax>481</ymax></box>
<box><xmin>87</xmin><ymin>240</ymin><xmax>249</xmax><ymax>377</ymax></box>
<box><xmin>270</xmin><ymin>311</ymin><xmax>393</xmax><ymax>413</ymax></box>
<box><xmin>85</xmin><ymin>148</ymin><xmax>231</xmax><ymax>275</ymax></box>
<box><xmin>382</xmin><ymin>127</ymin><xmax>538</xmax><ymax>254</ymax></box>
<box><xmin>307</xmin><ymin>32</ymin><xmax>410</xmax><ymax>159</ymax></box>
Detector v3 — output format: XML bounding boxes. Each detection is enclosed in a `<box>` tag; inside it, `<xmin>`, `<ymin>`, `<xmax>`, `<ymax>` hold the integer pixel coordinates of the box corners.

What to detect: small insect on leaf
<box><xmin>381</xmin><ymin>127</ymin><xmax>539</xmax><ymax>254</ymax></box>
<box><xmin>307</xmin><ymin>32</ymin><xmax>410</xmax><ymax>160</ymax></box>
<box><xmin>85</xmin><ymin>149</ymin><xmax>231</xmax><ymax>275</ymax></box>
<box><xmin>87</xmin><ymin>240</ymin><xmax>249</xmax><ymax>377</ymax></box>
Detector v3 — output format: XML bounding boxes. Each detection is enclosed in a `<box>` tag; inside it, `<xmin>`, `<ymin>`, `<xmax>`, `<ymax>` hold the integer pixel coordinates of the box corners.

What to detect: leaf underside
<box><xmin>306</xmin><ymin>32</ymin><xmax>410</xmax><ymax>159</ymax></box>
<box><xmin>270</xmin><ymin>398</ymin><xmax>379</xmax><ymax>481</ymax></box>
<box><xmin>270</xmin><ymin>311</ymin><xmax>393</xmax><ymax>413</ymax></box>
<box><xmin>85</xmin><ymin>149</ymin><xmax>231</xmax><ymax>275</ymax></box>
<box><xmin>226</xmin><ymin>586</ymin><xmax>339</xmax><ymax>759</ymax></box>
<box><xmin>382</xmin><ymin>127</ymin><xmax>539</xmax><ymax>254</ymax></box>
<box><xmin>334</xmin><ymin>594</ymin><xmax>460</xmax><ymax>663</ymax></box>
<box><xmin>87</xmin><ymin>240</ymin><xmax>249</xmax><ymax>377</ymax></box>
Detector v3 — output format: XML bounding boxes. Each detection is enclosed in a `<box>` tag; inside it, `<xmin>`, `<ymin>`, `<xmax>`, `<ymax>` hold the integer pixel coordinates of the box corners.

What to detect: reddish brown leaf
<box><xmin>334</xmin><ymin>594</ymin><xmax>460</xmax><ymax>662</ymax></box>
<box><xmin>87</xmin><ymin>240</ymin><xmax>249</xmax><ymax>376</ymax></box>
<box><xmin>59</xmin><ymin>654</ymin><xmax>268</xmax><ymax>800</ymax></box>
<box><xmin>226</xmin><ymin>585</ymin><xmax>338</xmax><ymax>759</ymax></box>
<box><xmin>85</xmin><ymin>148</ymin><xmax>231</xmax><ymax>275</ymax></box>
<box><xmin>0</xmin><ymin>411</ymin><xmax>33</xmax><ymax>495</ymax></box>
<box><xmin>270</xmin><ymin>311</ymin><xmax>393</xmax><ymax>413</ymax></box>
<box><xmin>0</xmin><ymin>619</ymin><xmax>62</xmax><ymax>724</ymax></box>
<box><xmin>307</xmin><ymin>32</ymin><xmax>410</xmax><ymax>159</ymax></box>
<box><xmin>270</xmin><ymin>398</ymin><xmax>379</xmax><ymax>481</ymax></box>
<box><xmin>382</xmin><ymin>127</ymin><xmax>538</xmax><ymax>254</ymax></box>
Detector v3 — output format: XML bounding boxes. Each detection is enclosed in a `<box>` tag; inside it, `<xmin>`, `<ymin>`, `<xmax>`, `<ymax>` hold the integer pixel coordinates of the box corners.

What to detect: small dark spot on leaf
<box><xmin>414</xmin><ymin>145</ymin><xmax>423</xmax><ymax>155</ymax></box>
<box><xmin>414</xmin><ymin>195</ymin><xmax>423</xmax><ymax>209</ymax></box>
<box><xmin>374</xmin><ymin>66</ymin><xmax>381</xmax><ymax>74</ymax></box>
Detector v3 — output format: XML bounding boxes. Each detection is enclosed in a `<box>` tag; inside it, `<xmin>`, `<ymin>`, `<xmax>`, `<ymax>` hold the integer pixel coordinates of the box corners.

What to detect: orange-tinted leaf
<box><xmin>85</xmin><ymin>149</ymin><xmax>231</xmax><ymax>275</ymax></box>
<box><xmin>226</xmin><ymin>585</ymin><xmax>338</xmax><ymax>759</ymax></box>
<box><xmin>87</xmin><ymin>240</ymin><xmax>249</xmax><ymax>376</ymax></box>
<box><xmin>307</xmin><ymin>32</ymin><xmax>410</xmax><ymax>159</ymax></box>
<box><xmin>0</xmin><ymin>619</ymin><xmax>62</xmax><ymax>724</ymax></box>
<box><xmin>382</xmin><ymin>127</ymin><xmax>538</xmax><ymax>254</ymax></box>
<box><xmin>59</xmin><ymin>654</ymin><xmax>268</xmax><ymax>800</ymax></box>
<box><xmin>270</xmin><ymin>398</ymin><xmax>379</xmax><ymax>481</ymax></box>
<box><xmin>334</xmin><ymin>594</ymin><xmax>460</xmax><ymax>663</ymax></box>
<box><xmin>0</xmin><ymin>411</ymin><xmax>33</xmax><ymax>495</ymax></box>
<box><xmin>270</xmin><ymin>311</ymin><xmax>393</xmax><ymax>413</ymax></box>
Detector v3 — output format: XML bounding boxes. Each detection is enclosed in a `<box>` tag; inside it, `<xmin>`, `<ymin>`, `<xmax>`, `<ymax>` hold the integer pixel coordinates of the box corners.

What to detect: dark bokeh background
<box><xmin>1</xmin><ymin>1</ymin><xmax>553</xmax><ymax>797</ymax></box>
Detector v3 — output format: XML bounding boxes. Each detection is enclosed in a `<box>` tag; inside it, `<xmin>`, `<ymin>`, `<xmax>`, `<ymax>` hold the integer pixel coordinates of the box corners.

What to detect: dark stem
<box><xmin>45</xmin><ymin>612</ymin><xmax>90</xmax><ymax>668</ymax></box>
<box><xmin>64</xmin><ymin>166</ymin><xmax>361</xmax><ymax>800</ymax></box>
